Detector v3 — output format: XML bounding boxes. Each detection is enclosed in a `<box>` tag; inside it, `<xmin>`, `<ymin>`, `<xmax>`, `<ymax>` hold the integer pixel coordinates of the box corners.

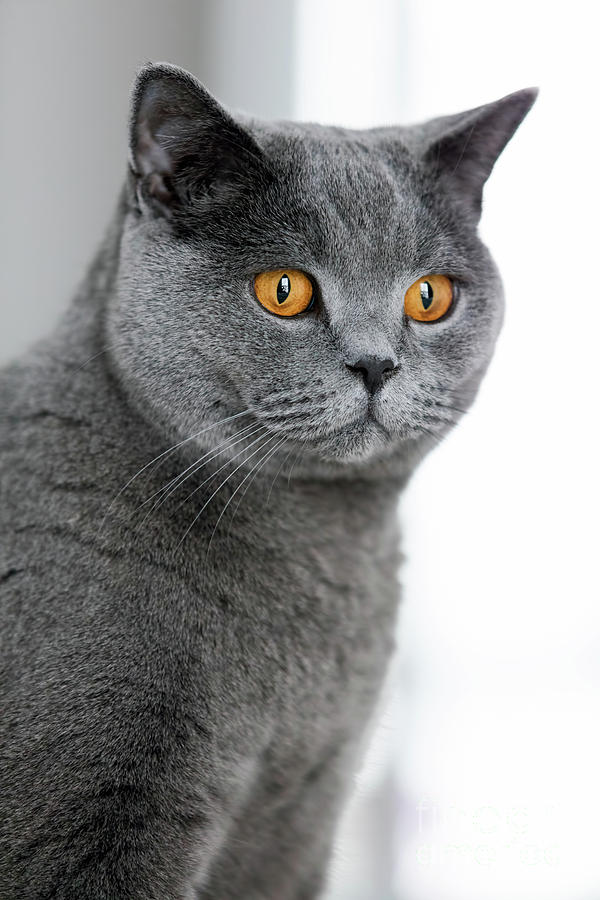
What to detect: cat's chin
<box><xmin>310</xmin><ymin>415</ymin><xmax>396</xmax><ymax>465</ymax></box>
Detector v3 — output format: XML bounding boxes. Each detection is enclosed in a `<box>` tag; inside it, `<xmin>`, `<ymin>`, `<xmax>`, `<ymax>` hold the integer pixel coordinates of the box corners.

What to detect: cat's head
<box><xmin>108</xmin><ymin>63</ymin><xmax>535</xmax><ymax>477</ymax></box>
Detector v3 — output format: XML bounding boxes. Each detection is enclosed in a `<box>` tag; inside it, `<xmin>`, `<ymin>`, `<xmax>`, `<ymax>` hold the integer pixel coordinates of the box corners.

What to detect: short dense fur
<box><xmin>0</xmin><ymin>65</ymin><xmax>535</xmax><ymax>899</ymax></box>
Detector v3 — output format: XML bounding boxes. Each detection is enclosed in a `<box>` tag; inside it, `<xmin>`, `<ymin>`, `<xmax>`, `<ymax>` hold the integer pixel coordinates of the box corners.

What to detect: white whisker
<box><xmin>224</xmin><ymin>437</ymin><xmax>288</xmax><ymax>542</ymax></box>
<box><xmin>137</xmin><ymin>421</ymin><xmax>262</xmax><ymax>515</ymax></box>
<box><xmin>265</xmin><ymin>439</ymin><xmax>294</xmax><ymax>506</ymax></box>
<box><xmin>177</xmin><ymin>427</ymin><xmax>270</xmax><ymax>510</ymax></box>
<box><xmin>177</xmin><ymin>433</ymin><xmax>278</xmax><ymax>549</ymax></box>
<box><xmin>135</xmin><ymin>425</ymin><xmax>265</xmax><ymax>532</ymax></box>
<box><xmin>287</xmin><ymin>440</ymin><xmax>308</xmax><ymax>486</ymax></box>
<box><xmin>101</xmin><ymin>408</ymin><xmax>251</xmax><ymax>529</ymax></box>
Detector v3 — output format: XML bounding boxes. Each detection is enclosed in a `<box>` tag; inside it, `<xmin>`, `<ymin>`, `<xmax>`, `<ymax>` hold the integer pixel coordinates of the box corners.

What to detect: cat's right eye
<box><xmin>254</xmin><ymin>269</ymin><xmax>315</xmax><ymax>317</ymax></box>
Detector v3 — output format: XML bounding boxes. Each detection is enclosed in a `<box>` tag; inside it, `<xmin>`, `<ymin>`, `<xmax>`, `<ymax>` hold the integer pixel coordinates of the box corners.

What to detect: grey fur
<box><xmin>0</xmin><ymin>64</ymin><xmax>536</xmax><ymax>899</ymax></box>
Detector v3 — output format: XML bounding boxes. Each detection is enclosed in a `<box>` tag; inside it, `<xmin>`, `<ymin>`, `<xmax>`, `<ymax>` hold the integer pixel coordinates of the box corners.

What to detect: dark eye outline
<box><xmin>403</xmin><ymin>276</ymin><xmax>459</xmax><ymax>325</ymax></box>
<box><xmin>251</xmin><ymin>270</ymin><xmax>319</xmax><ymax>318</ymax></box>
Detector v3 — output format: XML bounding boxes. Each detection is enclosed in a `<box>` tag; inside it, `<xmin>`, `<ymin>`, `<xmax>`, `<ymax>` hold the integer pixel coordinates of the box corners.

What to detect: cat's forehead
<box><xmin>248</xmin><ymin>123</ymin><xmax>449</xmax><ymax>279</ymax></box>
<box><xmin>258</xmin><ymin>122</ymin><xmax>414</xmax><ymax>201</ymax></box>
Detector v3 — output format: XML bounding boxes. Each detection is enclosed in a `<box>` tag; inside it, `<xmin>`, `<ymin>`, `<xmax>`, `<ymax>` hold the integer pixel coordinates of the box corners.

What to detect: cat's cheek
<box><xmin>404</xmin><ymin>317</ymin><xmax>459</xmax><ymax>349</ymax></box>
<box><xmin>403</xmin><ymin>318</ymin><xmax>480</xmax><ymax>385</ymax></box>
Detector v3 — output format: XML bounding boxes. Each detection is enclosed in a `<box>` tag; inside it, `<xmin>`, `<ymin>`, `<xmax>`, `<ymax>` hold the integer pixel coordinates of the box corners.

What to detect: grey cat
<box><xmin>0</xmin><ymin>63</ymin><xmax>535</xmax><ymax>899</ymax></box>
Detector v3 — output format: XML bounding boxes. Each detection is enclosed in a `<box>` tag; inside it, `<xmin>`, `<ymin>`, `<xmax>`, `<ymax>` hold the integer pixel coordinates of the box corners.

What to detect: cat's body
<box><xmin>0</xmin><ymin>65</ymin><xmax>535</xmax><ymax>898</ymax></box>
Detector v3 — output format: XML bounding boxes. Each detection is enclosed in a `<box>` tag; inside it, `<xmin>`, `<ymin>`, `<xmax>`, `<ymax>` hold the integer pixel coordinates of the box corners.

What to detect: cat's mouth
<box><xmin>366</xmin><ymin>405</ymin><xmax>392</xmax><ymax>436</ymax></box>
<box><xmin>307</xmin><ymin>409</ymin><xmax>395</xmax><ymax>463</ymax></box>
<box><xmin>347</xmin><ymin>410</ymin><xmax>391</xmax><ymax>439</ymax></box>
<box><xmin>250</xmin><ymin>395</ymin><xmax>398</xmax><ymax>464</ymax></box>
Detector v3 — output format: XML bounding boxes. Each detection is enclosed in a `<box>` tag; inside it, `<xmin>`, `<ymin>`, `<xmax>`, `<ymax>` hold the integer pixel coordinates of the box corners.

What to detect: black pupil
<box><xmin>420</xmin><ymin>281</ymin><xmax>434</xmax><ymax>310</ymax></box>
<box><xmin>277</xmin><ymin>275</ymin><xmax>291</xmax><ymax>304</ymax></box>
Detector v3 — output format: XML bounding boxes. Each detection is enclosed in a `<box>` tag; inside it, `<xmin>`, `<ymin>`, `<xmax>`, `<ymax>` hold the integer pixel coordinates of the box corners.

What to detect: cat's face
<box><xmin>109</xmin><ymin>65</ymin><xmax>535</xmax><ymax>476</ymax></box>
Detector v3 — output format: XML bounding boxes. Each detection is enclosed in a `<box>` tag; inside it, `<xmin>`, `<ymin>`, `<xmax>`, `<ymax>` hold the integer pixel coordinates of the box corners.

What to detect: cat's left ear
<box><xmin>416</xmin><ymin>88</ymin><xmax>538</xmax><ymax>218</ymax></box>
<box><xmin>129</xmin><ymin>62</ymin><xmax>267</xmax><ymax>217</ymax></box>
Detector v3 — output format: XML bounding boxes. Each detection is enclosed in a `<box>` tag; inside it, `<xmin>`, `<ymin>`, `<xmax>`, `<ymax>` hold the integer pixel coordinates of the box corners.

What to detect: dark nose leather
<box><xmin>345</xmin><ymin>355</ymin><xmax>397</xmax><ymax>393</ymax></box>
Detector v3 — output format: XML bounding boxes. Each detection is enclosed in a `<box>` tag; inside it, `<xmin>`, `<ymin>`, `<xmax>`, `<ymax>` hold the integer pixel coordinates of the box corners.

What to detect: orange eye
<box><xmin>254</xmin><ymin>269</ymin><xmax>314</xmax><ymax>317</ymax></box>
<box><xmin>404</xmin><ymin>274</ymin><xmax>454</xmax><ymax>322</ymax></box>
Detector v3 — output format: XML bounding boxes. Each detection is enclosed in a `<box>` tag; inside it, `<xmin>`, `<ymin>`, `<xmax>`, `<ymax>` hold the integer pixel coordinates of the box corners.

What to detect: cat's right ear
<box><xmin>128</xmin><ymin>63</ymin><xmax>266</xmax><ymax>217</ymax></box>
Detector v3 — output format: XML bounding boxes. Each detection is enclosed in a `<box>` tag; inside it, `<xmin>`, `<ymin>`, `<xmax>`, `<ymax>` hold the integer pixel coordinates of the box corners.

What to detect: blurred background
<box><xmin>1</xmin><ymin>1</ymin><xmax>598</xmax><ymax>898</ymax></box>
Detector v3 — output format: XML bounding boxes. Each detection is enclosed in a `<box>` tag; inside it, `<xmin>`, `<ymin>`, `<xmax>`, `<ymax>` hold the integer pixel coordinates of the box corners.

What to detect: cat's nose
<box><xmin>345</xmin><ymin>354</ymin><xmax>398</xmax><ymax>393</ymax></box>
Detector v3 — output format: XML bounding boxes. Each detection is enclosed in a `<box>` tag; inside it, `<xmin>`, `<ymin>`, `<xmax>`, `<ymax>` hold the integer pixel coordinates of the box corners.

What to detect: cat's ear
<box><xmin>417</xmin><ymin>88</ymin><xmax>538</xmax><ymax>218</ymax></box>
<box><xmin>129</xmin><ymin>63</ymin><xmax>266</xmax><ymax>216</ymax></box>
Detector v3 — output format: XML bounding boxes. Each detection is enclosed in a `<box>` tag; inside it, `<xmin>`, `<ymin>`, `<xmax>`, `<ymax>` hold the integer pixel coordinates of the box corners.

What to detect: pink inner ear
<box><xmin>147</xmin><ymin>172</ymin><xmax>174</xmax><ymax>206</ymax></box>
<box><xmin>135</xmin><ymin>119</ymin><xmax>174</xmax><ymax>177</ymax></box>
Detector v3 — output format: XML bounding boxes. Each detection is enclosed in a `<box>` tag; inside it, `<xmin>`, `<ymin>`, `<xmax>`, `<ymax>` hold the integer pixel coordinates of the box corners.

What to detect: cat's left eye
<box><xmin>404</xmin><ymin>274</ymin><xmax>454</xmax><ymax>322</ymax></box>
<box><xmin>254</xmin><ymin>269</ymin><xmax>314</xmax><ymax>317</ymax></box>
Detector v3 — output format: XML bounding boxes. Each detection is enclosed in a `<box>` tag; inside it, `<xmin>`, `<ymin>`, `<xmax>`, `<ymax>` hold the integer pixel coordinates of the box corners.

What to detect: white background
<box><xmin>1</xmin><ymin>2</ymin><xmax>598</xmax><ymax>898</ymax></box>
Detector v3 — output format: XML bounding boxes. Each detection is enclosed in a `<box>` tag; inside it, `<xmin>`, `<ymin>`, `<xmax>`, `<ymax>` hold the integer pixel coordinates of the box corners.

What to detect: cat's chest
<box><xmin>198</xmin><ymin>513</ymin><xmax>401</xmax><ymax>722</ymax></box>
